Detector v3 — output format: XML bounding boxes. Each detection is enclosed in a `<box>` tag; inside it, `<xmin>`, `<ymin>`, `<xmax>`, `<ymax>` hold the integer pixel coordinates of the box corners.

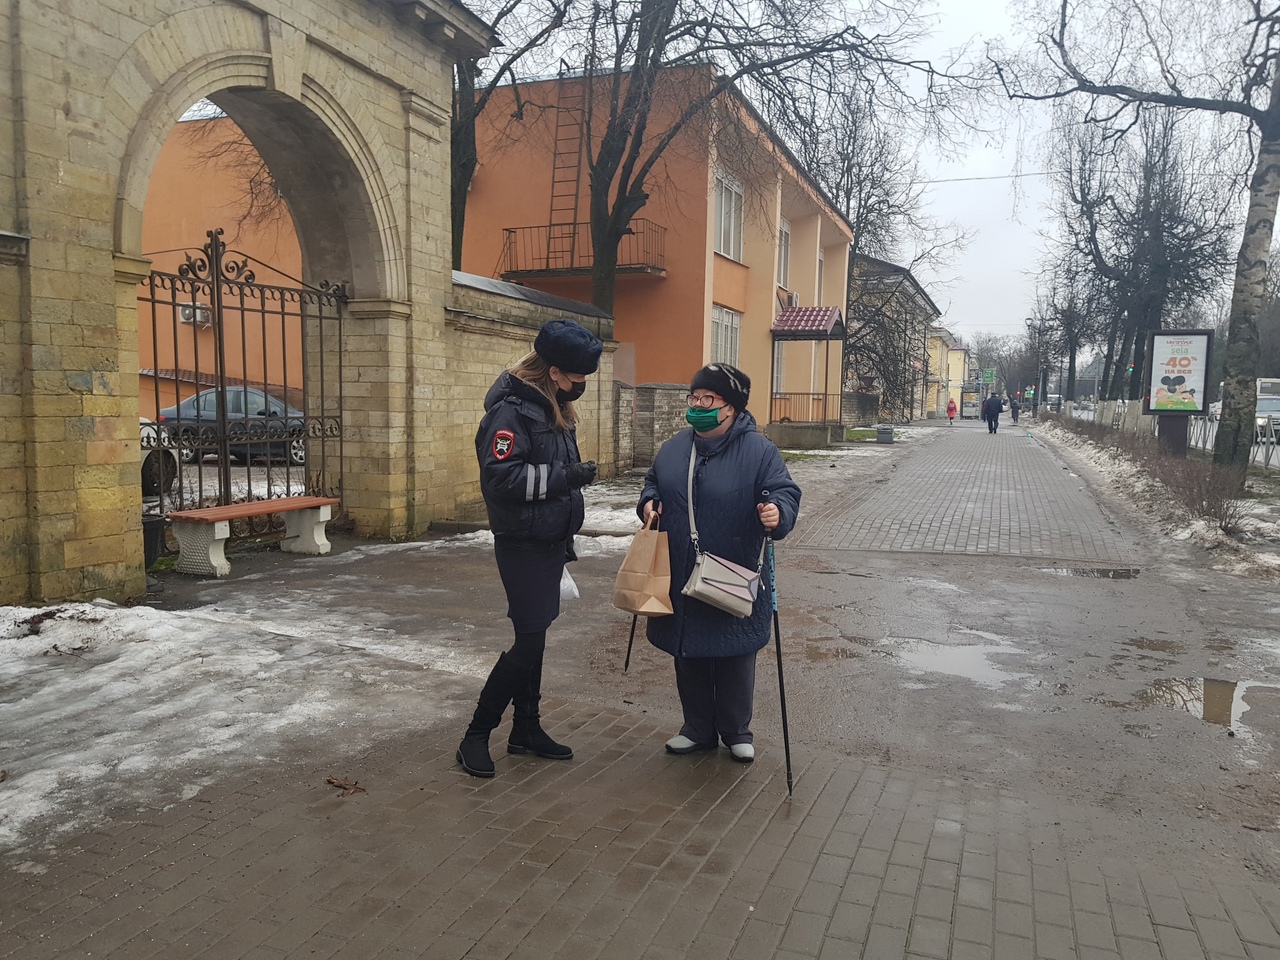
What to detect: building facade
<box><xmin>847</xmin><ymin>255</ymin><xmax>942</xmax><ymax>422</ymax></box>
<box><xmin>460</xmin><ymin>68</ymin><xmax>853</xmax><ymax>424</ymax></box>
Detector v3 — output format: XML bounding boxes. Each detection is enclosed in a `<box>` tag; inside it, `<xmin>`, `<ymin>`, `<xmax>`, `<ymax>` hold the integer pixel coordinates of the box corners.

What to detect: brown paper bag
<box><xmin>612</xmin><ymin>514</ymin><xmax>674</xmax><ymax>616</ymax></box>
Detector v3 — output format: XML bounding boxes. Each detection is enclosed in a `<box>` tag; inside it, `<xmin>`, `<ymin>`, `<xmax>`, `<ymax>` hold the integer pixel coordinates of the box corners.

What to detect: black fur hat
<box><xmin>690</xmin><ymin>363</ymin><xmax>750</xmax><ymax>410</ymax></box>
<box><xmin>534</xmin><ymin>318</ymin><xmax>603</xmax><ymax>375</ymax></box>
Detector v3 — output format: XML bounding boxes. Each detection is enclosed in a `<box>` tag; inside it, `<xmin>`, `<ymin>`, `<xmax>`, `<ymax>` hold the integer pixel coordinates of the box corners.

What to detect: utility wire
<box><xmin>924</xmin><ymin>171</ymin><xmax>1051</xmax><ymax>184</ymax></box>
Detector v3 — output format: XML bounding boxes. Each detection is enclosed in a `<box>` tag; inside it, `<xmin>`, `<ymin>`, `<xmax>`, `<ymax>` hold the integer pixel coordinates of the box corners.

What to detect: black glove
<box><xmin>565</xmin><ymin>460</ymin><xmax>597</xmax><ymax>488</ymax></box>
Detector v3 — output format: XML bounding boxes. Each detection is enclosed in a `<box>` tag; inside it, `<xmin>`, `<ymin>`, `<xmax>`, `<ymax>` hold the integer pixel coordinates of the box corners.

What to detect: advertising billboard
<box><xmin>1142</xmin><ymin>330</ymin><xmax>1214</xmax><ymax>416</ymax></box>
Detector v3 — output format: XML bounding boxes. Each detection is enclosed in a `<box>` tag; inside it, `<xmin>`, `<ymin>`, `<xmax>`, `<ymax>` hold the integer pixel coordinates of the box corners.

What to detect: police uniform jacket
<box><xmin>476</xmin><ymin>371</ymin><xmax>586</xmax><ymax>543</ymax></box>
<box><xmin>638</xmin><ymin>410</ymin><xmax>801</xmax><ymax>660</ymax></box>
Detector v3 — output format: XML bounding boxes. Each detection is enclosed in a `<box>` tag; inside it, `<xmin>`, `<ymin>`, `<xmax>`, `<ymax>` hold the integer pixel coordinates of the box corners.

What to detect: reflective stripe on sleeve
<box><xmin>538</xmin><ymin>464</ymin><xmax>549</xmax><ymax>500</ymax></box>
<box><xmin>525</xmin><ymin>464</ymin><xmax>537</xmax><ymax>502</ymax></box>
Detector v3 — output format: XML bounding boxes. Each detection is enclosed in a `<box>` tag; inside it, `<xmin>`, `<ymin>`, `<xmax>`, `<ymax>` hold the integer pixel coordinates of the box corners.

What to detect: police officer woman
<box><xmin>458</xmin><ymin>318</ymin><xmax>603</xmax><ymax>778</ymax></box>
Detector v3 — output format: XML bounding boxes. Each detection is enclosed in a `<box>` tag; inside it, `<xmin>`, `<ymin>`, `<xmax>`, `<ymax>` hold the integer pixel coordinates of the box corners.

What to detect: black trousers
<box><xmin>493</xmin><ymin>536</ymin><xmax>566</xmax><ymax>634</ymax></box>
<box><xmin>674</xmin><ymin>652</ymin><xmax>758</xmax><ymax>746</ymax></box>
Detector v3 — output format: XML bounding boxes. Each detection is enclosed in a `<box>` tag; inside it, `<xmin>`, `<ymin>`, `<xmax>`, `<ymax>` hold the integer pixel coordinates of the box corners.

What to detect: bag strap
<box><xmin>686</xmin><ymin>442</ymin><xmax>766</xmax><ymax>572</ymax></box>
<box><xmin>686</xmin><ymin>444</ymin><xmax>700</xmax><ymax>549</ymax></box>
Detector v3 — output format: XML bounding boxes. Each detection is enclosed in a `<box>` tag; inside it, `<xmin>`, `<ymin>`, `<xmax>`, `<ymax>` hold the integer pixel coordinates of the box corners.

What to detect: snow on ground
<box><xmin>1036</xmin><ymin>421</ymin><xmax>1280</xmax><ymax>581</ymax></box>
<box><xmin>0</xmin><ymin>506</ymin><xmax>641</xmax><ymax>855</ymax></box>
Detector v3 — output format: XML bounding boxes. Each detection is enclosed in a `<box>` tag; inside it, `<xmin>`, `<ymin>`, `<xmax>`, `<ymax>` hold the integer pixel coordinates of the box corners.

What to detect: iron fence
<box><xmin>137</xmin><ymin>229</ymin><xmax>345</xmax><ymax>529</ymax></box>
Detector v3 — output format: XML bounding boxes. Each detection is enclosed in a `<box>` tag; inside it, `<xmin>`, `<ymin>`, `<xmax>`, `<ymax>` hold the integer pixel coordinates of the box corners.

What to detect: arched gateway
<box><xmin>0</xmin><ymin>0</ymin><xmax>505</xmax><ymax>603</ymax></box>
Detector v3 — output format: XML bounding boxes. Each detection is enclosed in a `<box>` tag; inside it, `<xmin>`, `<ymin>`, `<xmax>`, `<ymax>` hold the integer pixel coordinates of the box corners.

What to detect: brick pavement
<box><xmin>795</xmin><ymin>424</ymin><xmax>1134</xmax><ymax>563</ymax></box>
<box><xmin>3</xmin><ymin>700</ymin><xmax>1278</xmax><ymax>960</ymax></box>
<box><xmin>4</xmin><ymin>424</ymin><xmax>1277</xmax><ymax>959</ymax></box>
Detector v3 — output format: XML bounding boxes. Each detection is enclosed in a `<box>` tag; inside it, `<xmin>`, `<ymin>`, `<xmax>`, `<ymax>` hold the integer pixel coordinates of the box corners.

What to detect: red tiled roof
<box><xmin>772</xmin><ymin>306</ymin><xmax>844</xmax><ymax>340</ymax></box>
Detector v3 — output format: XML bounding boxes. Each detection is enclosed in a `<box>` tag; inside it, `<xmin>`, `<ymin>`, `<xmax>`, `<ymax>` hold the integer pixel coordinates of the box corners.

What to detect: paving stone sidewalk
<box><xmin>3</xmin><ymin>701</ymin><xmax>1277</xmax><ymax>960</ymax></box>
<box><xmin>797</xmin><ymin>423</ymin><xmax>1134</xmax><ymax>563</ymax></box>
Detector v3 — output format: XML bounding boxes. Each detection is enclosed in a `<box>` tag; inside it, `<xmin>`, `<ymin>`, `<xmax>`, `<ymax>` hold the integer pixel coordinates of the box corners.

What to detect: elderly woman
<box><xmin>638</xmin><ymin>363</ymin><xmax>801</xmax><ymax>762</ymax></box>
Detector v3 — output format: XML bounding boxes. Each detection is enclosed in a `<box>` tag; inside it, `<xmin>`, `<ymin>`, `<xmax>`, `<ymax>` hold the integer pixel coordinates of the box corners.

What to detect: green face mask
<box><xmin>686</xmin><ymin>406</ymin><xmax>723</xmax><ymax>431</ymax></box>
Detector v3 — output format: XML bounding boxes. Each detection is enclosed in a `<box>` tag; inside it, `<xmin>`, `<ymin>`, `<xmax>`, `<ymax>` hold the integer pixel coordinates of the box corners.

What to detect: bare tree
<box><xmin>764</xmin><ymin>68</ymin><xmax>970</xmax><ymax>273</ymax></box>
<box><xmin>845</xmin><ymin>256</ymin><xmax>941</xmax><ymax>420</ymax></box>
<box><xmin>563</xmin><ymin>0</ymin><xmax>957</xmax><ymax>313</ymax></box>
<box><xmin>1044</xmin><ymin>107</ymin><xmax>1234</xmax><ymax>400</ymax></box>
<box><xmin>175</xmin><ymin>114</ymin><xmax>289</xmax><ymax>238</ymax></box>
<box><xmin>452</xmin><ymin>0</ymin><xmax>571</xmax><ymax>269</ymax></box>
<box><xmin>990</xmin><ymin>0</ymin><xmax>1280</xmax><ymax>479</ymax></box>
<box><xmin>968</xmin><ymin>330</ymin><xmax>1022</xmax><ymax>395</ymax></box>
<box><xmin>1036</xmin><ymin>256</ymin><xmax>1108</xmax><ymax>401</ymax></box>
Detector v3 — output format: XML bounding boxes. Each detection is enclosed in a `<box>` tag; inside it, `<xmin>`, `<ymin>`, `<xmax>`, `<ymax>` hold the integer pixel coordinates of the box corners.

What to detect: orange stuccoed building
<box><xmin>460</xmin><ymin>67</ymin><xmax>853</xmax><ymax>425</ymax></box>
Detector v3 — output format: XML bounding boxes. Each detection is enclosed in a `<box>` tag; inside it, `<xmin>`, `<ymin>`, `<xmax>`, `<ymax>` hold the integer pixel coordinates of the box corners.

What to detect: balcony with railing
<box><xmin>770</xmin><ymin>392</ymin><xmax>843</xmax><ymax>424</ymax></box>
<box><xmin>500</xmin><ymin>220</ymin><xmax>666</xmax><ymax>280</ymax></box>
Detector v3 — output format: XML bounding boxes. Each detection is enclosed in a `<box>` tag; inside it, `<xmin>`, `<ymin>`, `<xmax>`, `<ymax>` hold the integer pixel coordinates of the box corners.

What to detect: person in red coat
<box><xmin>946</xmin><ymin>398</ymin><xmax>957</xmax><ymax>425</ymax></box>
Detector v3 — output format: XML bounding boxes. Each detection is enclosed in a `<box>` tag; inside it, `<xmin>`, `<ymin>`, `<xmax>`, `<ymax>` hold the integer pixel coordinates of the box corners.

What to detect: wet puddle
<box><xmin>1039</xmin><ymin>567</ymin><xmax>1140</xmax><ymax>579</ymax></box>
<box><xmin>1103</xmin><ymin>677</ymin><xmax>1280</xmax><ymax>735</ymax></box>
<box><xmin>1124</xmin><ymin>637</ymin><xmax>1185</xmax><ymax>654</ymax></box>
<box><xmin>803</xmin><ymin>634</ymin><xmax>877</xmax><ymax>661</ymax></box>
<box><xmin>882</xmin><ymin>636</ymin><xmax>1030</xmax><ymax>689</ymax></box>
<box><xmin>804</xmin><ymin>644</ymin><xmax>862</xmax><ymax>661</ymax></box>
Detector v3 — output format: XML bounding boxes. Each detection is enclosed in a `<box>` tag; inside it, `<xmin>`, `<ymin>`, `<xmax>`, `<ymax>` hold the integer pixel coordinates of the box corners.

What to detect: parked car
<box><xmin>1256</xmin><ymin>396</ymin><xmax>1280</xmax><ymax>439</ymax></box>
<box><xmin>140</xmin><ymin>417</ymin><xmax>179</xmax><ymax>494</ymax></box>
<box><xmin>157</xmin><ymin>387</ymin><xmax>307</xmax><ymax>465</ymax></box>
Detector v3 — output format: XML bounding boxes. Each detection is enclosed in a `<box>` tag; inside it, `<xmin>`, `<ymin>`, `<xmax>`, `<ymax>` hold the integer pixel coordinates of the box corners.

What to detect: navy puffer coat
<box><xmin>476</xmin><ymin>372</ymin><xmax>585</xmax><ymax>542</ymax></box>
<box><xmin>639</xmin><ymin>410</ymin><xmax>801</xmax><ymax>659</ymax></box>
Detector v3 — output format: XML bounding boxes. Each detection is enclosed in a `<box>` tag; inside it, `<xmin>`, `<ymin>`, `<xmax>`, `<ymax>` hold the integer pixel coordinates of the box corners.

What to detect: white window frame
<box><xmin>714</xmin><ymin>172</ymin><xmax>744</xmax><ymax>261</ymax></box>
<box><xmin>711</xmin><ymin>304</ymin><xmax>741</xmax><ymax>367</ymax></box>
<box><xmin>777</xmin><ymin>217</ymin><xmax>791</xmax><ymax>290</ymax></box>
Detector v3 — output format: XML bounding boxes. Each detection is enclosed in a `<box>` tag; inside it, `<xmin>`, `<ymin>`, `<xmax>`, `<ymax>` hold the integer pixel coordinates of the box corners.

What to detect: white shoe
<box><xmin>665</xmin><ymin>734</ymin><xmax>715</xmax><ymax>754</ymax></box>
<box><xmin>728</xmin><ymin>743</ymin><xmax>755</xmax><ymax>763</ymax></box>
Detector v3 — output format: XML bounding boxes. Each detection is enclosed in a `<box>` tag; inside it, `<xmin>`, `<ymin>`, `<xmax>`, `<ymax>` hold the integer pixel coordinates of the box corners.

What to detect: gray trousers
<box><xmin>674</xmin><ymin>651</ymin><xmax>757</xmax><ymax>746</ymax></box>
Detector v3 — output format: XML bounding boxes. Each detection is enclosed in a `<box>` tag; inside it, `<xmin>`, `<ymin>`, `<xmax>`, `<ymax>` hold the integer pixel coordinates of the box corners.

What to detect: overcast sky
<box><xmin>912</xmin><ymin>0</ymin><xmax>1054</xmax><ymax>343</ymax></box>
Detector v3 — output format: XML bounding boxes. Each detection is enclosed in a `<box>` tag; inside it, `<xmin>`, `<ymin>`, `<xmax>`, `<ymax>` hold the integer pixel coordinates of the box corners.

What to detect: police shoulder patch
<box><xmin>493</xmin><ymin>429</ymin><xmax>515</xmax><ymax>461</ymax></box>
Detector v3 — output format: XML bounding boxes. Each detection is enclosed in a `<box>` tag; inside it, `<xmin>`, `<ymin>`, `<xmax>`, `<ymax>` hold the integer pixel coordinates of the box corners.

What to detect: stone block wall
<box><xmin>0</xmin><ymin>240</ymin><xmax>28</xmax><ymax>603</ymax></box>
<box><xmin>615</xmin><ymin>382</ymin><xmax>636</xmax><ymax>470</ymax></box>
<box><xmin>842</xmin><ymin>392</ymin><xmax>881</xmax><ymax>428</ymax></box>
<box><xmin>0</xmin><ymin>0</ymin><xmax>492</xmax><ymax>603</ymax></box>
<box><xmin>439</xmin><ymin>282</ymin><xmax>616</xmax><ymax>522</ymax></box>
<box><xmin>633</xmin><ymin>383</ymin><xmax>689</xmax><ymax>466</ymax></box>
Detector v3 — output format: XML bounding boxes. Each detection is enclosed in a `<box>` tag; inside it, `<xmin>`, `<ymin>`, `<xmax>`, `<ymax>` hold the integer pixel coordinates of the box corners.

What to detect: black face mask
<box><xmin>557</xmin><ymin>380</ymin><xmax>587</xmax><ymax>404</ymax></box>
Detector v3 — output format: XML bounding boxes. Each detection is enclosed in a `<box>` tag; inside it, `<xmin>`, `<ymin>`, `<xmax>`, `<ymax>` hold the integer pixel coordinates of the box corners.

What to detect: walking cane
<box><xmin>762</xmin><ymin>496</ymin><xmax>795</xmax><ymax>796</ymax></box>
<box><xmin>624</xmin><ymin>614</ymin><xmax>637</xmax><ymax>672</ymax></box>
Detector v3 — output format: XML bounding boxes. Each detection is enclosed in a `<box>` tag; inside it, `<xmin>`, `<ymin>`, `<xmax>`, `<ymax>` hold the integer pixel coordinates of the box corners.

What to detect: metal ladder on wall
<box><xmin>546</xmin><ymin>67</ymin><xmax>585</xmax><ymax>270</ymax></box>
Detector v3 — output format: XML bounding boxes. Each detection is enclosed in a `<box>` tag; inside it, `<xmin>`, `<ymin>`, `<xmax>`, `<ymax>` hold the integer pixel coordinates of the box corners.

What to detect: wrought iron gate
<box><xmin>137</xmin><ymin>229</ymin><xmax>345</xmax><ymax>522</ymax></box>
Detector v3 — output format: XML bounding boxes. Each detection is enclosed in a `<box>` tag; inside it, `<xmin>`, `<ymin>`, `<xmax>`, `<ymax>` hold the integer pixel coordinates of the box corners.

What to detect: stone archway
<box><xmin>2</xmin><ymin>0</ymin><xmax>493</xmax><ymax>604</ymax></box>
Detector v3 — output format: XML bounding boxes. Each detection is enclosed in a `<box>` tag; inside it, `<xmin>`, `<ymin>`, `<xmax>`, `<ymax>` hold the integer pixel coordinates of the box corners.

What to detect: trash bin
<box><xmin>142</xmin><ymin>513</ymin><xmax>166</xmax><ymax>569</ymax></box>
<box><xmin>876</xmin><ymin>425</ymin><xmax>895</xmax><ymax>444</ymax></box>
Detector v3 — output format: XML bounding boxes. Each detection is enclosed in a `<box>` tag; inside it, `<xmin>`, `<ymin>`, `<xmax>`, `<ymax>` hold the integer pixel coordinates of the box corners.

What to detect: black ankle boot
<box><xmin>457</xmin><ymin>653</ymin><xmax>520</xmax><ymax>778</ymax></box>
<box><xmin>507</xmin><ymin>659</ymin><xmax>573</xmax><ymax>760</ymax></box>
<box><xmin>457</xmin><ymin>730</ymin><xmax>496</xmax><ymax>778</ymax></box>
<box><xmin>508</xmin><ymin>718</ymin><xmax>573</xmax><ymax>759</ymax></box>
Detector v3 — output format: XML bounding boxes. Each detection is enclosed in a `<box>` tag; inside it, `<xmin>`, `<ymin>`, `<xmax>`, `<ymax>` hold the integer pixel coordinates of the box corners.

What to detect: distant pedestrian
<box><xmin>1010</xmin><ymin>397</ymin><xmax>1020</xmax><ymax>423</ymax></box>
<box><xmin>946</xmin><ymin>398</ymin><xmax>957</xmax><ymax>425</ymax></box>
<box><xmin>638</xmin><ymin>364</ymin><xmax>801</xmax><ymax>764</ymax></box>
<box><xmin>458</xmin><ymin>318</ymin><xmax>603</xmax><ymax>779</ymax></box>
<box><xmin>983</xmin><ymin>393</ymin><xmax>1002</xmax><ymax>434</ymax></box>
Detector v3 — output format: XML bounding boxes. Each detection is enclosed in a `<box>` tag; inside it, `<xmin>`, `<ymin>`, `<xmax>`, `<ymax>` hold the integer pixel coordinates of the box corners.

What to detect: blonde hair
<box><xmin>509</xmin><ymin>351</ymin><xmax>577</xmax><ymax>430</ymax></box>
